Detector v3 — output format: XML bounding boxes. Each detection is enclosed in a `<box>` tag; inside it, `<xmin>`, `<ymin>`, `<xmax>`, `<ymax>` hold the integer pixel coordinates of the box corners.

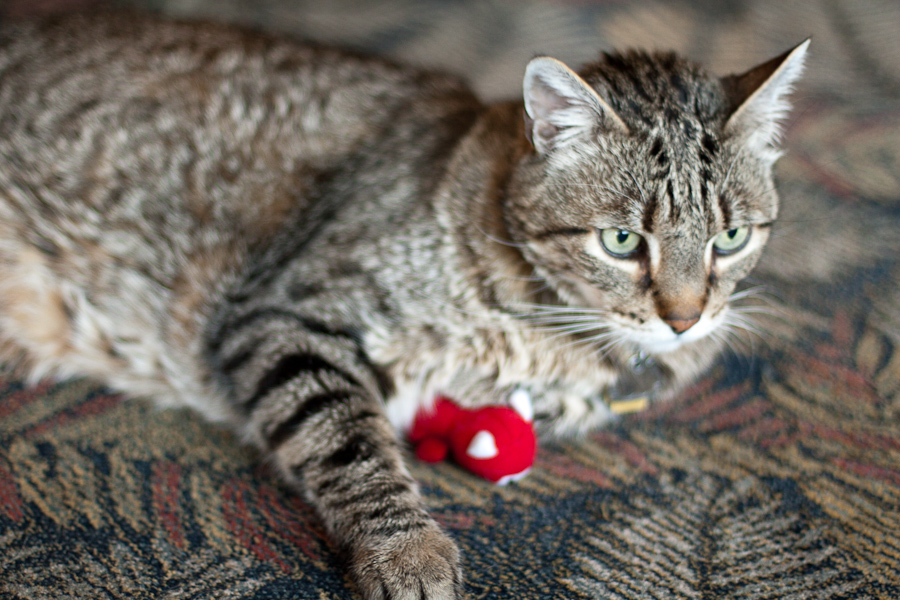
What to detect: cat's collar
<box><xmin>607</xmin><ymin>350</ymin><xmax>669</xmax><ymax>414</ymax></box>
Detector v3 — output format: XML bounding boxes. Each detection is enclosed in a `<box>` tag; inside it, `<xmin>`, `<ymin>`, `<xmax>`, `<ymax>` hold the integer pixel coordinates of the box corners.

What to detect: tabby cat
<box><xmin>0</xmin><ymin>11</ymin><xmax>807</xmax><ymax>599</ymax></box>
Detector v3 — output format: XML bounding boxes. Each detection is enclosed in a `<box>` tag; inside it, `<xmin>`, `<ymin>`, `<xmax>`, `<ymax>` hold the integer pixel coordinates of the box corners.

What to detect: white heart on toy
<box><xmin>466</xmin><ymin>430</ymin><xmax>499</xmax><ymax>459</ymax></box>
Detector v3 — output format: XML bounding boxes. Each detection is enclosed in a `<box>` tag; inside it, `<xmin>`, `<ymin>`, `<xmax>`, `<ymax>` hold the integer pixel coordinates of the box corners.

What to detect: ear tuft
<box><xmin>523</xmin><ymin>57</ymin><xmax>628</xmax><ymax>154</ymax></box>
<box><xmin>509</xmin><ymin>389</ymin><xmax>533</xmax><ymax>422</ymax></box>
<box><xmin>722</xmin><ymin>39</ymin><xmax>810</xmax><ymax>160</ymax></box>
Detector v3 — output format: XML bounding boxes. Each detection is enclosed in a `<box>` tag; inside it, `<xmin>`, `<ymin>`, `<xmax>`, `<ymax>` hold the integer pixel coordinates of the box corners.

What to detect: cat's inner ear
<box><xmin>523</xmin><ymin>57</ymin><xmax>628</xmax><ymax>154</ymax></box>
<box><xmin>721</xmin><ymin>39</ymin><xmax>810</xmax><ymax>159</ymax></box>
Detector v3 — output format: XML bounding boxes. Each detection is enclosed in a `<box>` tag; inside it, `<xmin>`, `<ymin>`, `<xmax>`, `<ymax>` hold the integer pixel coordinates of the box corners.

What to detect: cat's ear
<box><xmin>722</xmin><ymin>39</ymin><xmax>810</xmax><ymax>159</ymax></box>
<box><xmin>523</xmin><ymin>57</ymin><xmax>628</xmax><ymax>155</ymax></box>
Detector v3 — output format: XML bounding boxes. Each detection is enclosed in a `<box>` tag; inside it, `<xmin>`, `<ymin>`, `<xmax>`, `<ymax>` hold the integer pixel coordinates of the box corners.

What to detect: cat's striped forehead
<box><xmin>643</xmin><ymin>135</ymin><xmax>724</xmax><ymax>228</ymax></box>
<box><xmin>593</xmin><ymin>136</ymin><xmax>736</xmax><ymax>242</ymax></box>
<box><xmin>577</xmin><ymin>51</ymin><xmax>742</xmax><ymax>236</ymax></box>
<box><xmin>580</xmin><ymin>50</ymin><xmax>727</xmax><ymax>134</ymax></box>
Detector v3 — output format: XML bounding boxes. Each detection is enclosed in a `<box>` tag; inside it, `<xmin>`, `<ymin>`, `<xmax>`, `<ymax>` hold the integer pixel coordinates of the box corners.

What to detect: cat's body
<box><xmin>0</xmin><ymin>12</ymin><xmax>807</xmax><ymax>599</ymax></box>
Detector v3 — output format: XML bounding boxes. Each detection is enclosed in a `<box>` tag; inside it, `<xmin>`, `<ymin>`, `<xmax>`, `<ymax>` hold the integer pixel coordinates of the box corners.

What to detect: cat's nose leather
<box><xmin>663</xmin><ymin>314</ymin><xmax>701</xmax><ymax>334</ymax></box>
<box><xmin>655</xmin><ymin>290</ymin><xmax>705</xmax><ymax>334</ymax></box>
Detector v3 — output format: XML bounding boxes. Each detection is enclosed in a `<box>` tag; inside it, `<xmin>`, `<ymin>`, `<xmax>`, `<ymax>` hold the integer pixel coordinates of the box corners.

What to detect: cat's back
<box><xmin>0</xmin><ymin>11</ymin><xmax>471</xmax><ymax>246</ymax></box>
<box><xmin>0</xmin><ymin>11</ymin><xmax>481</xmax><ymax>410</ymax></box>
<box><xmin>0</xmin><ymin>11</ymin><xmax>438</xmax><ymax>152</ymax></box>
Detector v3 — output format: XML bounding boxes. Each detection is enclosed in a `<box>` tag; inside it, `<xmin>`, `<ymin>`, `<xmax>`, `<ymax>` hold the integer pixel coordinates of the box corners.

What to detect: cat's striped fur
<box><xmin>0</xmin><ymin>12</ymin><xmax>806</xmax><ymax>599</ymax></box>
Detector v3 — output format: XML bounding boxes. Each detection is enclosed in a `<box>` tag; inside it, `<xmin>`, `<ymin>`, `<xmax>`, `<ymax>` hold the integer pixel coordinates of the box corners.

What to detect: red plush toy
<box><xmin>409</xmin><ymin>390</ymin><xmax>537</xmax><ymax>485</ymax></box>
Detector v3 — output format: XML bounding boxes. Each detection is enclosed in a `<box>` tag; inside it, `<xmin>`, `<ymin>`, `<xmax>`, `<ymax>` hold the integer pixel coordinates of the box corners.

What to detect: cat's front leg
<box><xmin>209</xmin><ymin>311</ymin><xmax>462</xmax><ymax>599</ymax></box>
<box><xmin>276</xmin><ymin>392</ymin><xmax>462</xmax><ymax>600</ymax></box>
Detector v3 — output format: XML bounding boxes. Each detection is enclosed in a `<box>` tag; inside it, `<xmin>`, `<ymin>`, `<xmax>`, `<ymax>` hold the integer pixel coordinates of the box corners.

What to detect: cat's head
<box><xmin>506</xmin><ymin>41</ymin><xmax>808</xmax><ymax>356</ymax></box>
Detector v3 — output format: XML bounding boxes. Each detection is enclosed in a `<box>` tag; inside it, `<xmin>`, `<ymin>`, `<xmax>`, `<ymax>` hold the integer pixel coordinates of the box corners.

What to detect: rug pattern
<box><xmin>1</xmin><ymin>0</ymin><xmax>899</xmax><ymax>598</ymax></box>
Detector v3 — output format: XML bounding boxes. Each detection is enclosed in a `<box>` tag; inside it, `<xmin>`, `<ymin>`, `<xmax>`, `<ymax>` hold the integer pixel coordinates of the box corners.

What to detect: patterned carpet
<box><xmin>1</xmin><ymin>1</ymin><xmax>899</xmax><ymax>598</ymax></box>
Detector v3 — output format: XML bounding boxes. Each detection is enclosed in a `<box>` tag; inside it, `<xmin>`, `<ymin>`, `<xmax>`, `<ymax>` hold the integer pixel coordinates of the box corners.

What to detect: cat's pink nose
<box><xmin>655</xmin><ymin>288</ymin><xmax>706</xmax><ymax>334</ymax></box>
<box><xmin>662</xmin><ymin>313</ymin><xmax>701</xmax><ymax>334</ymax></box>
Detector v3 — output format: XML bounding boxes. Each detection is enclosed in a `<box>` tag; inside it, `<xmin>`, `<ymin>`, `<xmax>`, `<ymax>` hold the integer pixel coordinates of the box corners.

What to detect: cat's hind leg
<box><xmin>0</xmin><ymin>227</ymin><xmax>181</xmax><ymax>405</ymax></box>
<box><xmin>0</xmin><ymin>240</ymin><xmax>120</xmax><ymax>382</ymax></box>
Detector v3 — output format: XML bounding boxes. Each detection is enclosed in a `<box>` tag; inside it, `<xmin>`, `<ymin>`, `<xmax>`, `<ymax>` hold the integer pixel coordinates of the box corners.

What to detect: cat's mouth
<box><xmin>618</xmin><ymin>311</ymin><xmax>724</xmax><ymax>355</ymax></box>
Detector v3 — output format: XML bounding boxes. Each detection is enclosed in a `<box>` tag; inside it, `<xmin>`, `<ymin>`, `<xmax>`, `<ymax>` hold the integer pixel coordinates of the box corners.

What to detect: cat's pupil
<box><xmin>726</xmin><ymin>229</ymin><xmax>738</xmax><ymax>239</ymax></box>
<box><xmin>616</xmin><ymin>230</ymin><xmax>630</xmax><ymax>244</ymax></box>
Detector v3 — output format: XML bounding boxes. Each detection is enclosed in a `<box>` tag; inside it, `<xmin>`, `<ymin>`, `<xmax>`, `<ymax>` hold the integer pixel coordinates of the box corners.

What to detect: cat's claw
<box><xmin>351</xmin><ymin>525</ymin><xmax>463</xmax><ymax>600</ymax></box>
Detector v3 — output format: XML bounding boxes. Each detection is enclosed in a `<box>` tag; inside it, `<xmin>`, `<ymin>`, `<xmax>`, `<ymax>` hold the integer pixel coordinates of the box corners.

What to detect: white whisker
<box><xmin>538</xmin><ymin>325</ymin><xmax>617</xmax><ymax>346</ymax></box>
<box><xmin>521</xmin><ymin>315</ymin><xmax>609</xmax><ymax>325</ymax></box>
<box><xmin>510</xmin><ymin>302</ymin><xmax>608</xmax><ymax>315</ymax></box>
<box><xmin>474</xmin><ymin>225</ymin><xmax>526</xmax><ymax>249</ymax></box>
<box><xmin>533</xmin><ymin>322</ymin><xmax>608</xmax><ymax>335</ymax></box>
<box><xmin>729</xmin><ymin>306</ymin><xmax>778</xmax><ymax>316</ymax></box>
<box><xmin>729</xmin><ymin>285</ymin><xmax>772</xmax><ymax>302</ymax></box>
<box><xmin>720</xmin><ymin>309</ymin><xmax>767</xmax><ymax>355</ymax></box>
<box><xmin>548</xmin><ymin>326</ymin><xmax>624</xmax><ymax>355</ymax></box>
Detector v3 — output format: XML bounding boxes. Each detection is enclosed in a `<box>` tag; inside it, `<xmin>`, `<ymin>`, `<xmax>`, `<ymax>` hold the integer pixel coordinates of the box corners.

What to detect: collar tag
<box><xmin>606</xmin><ymin>351</ymin><xmax>669</xmax><ymax>414</ymax></box>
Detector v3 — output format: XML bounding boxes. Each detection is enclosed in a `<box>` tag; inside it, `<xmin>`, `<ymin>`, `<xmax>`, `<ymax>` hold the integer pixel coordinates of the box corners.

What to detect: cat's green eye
<box><xmin>600</xmin><ymin>228</ymin><xmax>642</xmax><ymax>258</ymax></box>
<box><xmin>713</xmin><ymin>227</ymin><xmax>751</xmax><ymax>255</ymax></box>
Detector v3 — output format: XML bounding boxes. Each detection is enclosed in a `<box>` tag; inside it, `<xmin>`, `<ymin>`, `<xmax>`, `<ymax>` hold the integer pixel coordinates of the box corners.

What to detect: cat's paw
<box><xmin>351</xmin><ymin>524</ymin><xmax>463</xmax><ymax>600</ymax></box>
<box><xmin>531</xmin><ymin>387</ymin><xmax>615</xmax><ymax>438</ymax></box>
